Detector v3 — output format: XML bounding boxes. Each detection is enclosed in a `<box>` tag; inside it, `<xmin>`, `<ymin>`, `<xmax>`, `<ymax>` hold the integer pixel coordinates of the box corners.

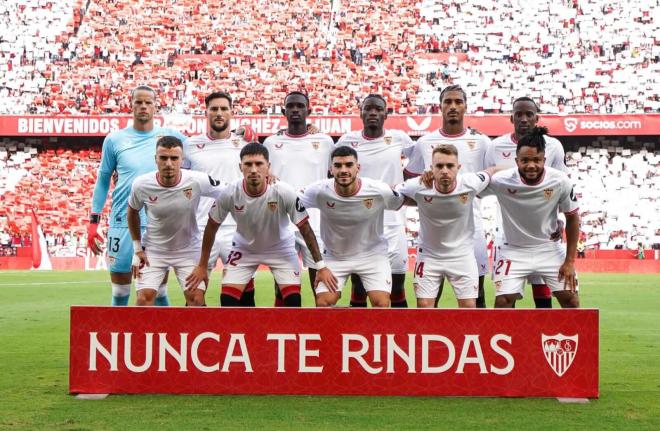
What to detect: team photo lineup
<box><xmin>88</xmin><ymin>85</ymin><xmax>580</xmax><ymax>310</ymax></box>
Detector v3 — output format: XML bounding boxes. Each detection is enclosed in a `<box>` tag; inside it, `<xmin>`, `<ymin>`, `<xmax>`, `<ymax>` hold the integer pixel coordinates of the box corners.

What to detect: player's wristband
<box><xmin>133</xmin><ymin>240</ymin><xmax>142</xmax><ymax>253</ymax></box>
<box><xmin>315</xmin><ymin>260</ymin><xmax>326</xmax><ymax>270</ymax></box>
<box><xmin>89</xmin><ymin>213</ymin><xmax>100</xmax><ymax>224</ymax></box>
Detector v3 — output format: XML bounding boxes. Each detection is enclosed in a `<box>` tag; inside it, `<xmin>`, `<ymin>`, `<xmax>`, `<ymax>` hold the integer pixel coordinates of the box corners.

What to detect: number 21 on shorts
<box><xmin>494</xmin><ymin>259</ymin><xmax>511</xmax><ymax>275</ymax></box>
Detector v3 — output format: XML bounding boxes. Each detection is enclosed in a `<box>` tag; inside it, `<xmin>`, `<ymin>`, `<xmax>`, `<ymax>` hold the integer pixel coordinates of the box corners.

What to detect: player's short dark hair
<box><xmin>432</xmin><ymin>144</ymin><xmax>459</xmax><ymax>158</ymax></box>
<box><xmin>516</xmin><ymin>126</ymin><xmax>548</xmax><ymax>154</ymax></box>
<box><xmin>361</xmin><ymin>94</ymin><xmax>387</xmax><ymax>109</ymax></box>
<box><xmin>512</xmin><ymin>96</ymin><xmax>540</xmax><ymax>112</ymax></box>
<box><xmin>205</xmin><ymin>91</ymin><xmax>232</xmax><ymax>107</ymax></box>
<box><xmin>439</xmin><ymin>85</ymin><xmax>467</xmax><ymax>103</ymax></box>
<box><xmin>331</xmin><ymin>146</ymin><xmax>358</xmax><ymax>160</ymax></box>
<box><xmin>240</xmin><ymin>142</ymin><xmax>269</xmax><ymax>161</ymax></box>
<box><xmin>131</xmin><ymin>85</ymin><xmax>156</xmax><ymax>101</ymax></box>
<box><xmin>156</xmin><ymin>136</ymin><xmax>183</xmax><ymax>150</ymax></box>
<box><xmin>284</xmin><ymin>91</ymin><xmax>310</xmax><ymax>106</ymax></box>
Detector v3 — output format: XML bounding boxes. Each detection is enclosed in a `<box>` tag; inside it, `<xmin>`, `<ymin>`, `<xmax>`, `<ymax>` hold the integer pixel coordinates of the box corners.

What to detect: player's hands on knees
<box><xmin>86</xmin><ymin>218</ymin><xmax>104</xmax><ymax>255</ymax></box>
<box><xmin>557</xmin><ymin>260</ymin><xmax>577</xmax><ymax>291</ymax></box>
<box><xmin>185</xmin><ymin>265</ymin><xmax>208</xmax><ymax>291</ymax></box>
<box><xmin>420</xmin><ymin>170</ymin><xmax>433</xmax><ymax>188</ymax></box>
<box><xmin>131</xmin><ymin>251</ymin><xmax>149</xmax><ymax>279</ymax></box>
<box><xmin>550</xmin><ymin>220</ymin><xmax>565</xmax><ymax>242</ymax></box>
<box><xmin>315</xmin><ymin>267</ymin><xmax>338</xmax><ymax>293</ymax></box>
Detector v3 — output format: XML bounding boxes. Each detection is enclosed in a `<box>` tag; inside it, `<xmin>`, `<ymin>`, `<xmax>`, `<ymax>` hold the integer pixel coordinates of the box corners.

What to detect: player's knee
<box><xmin>458</xmin><ymin>298</ymin><xmax>477</xmax><ymax>308</ymax></box>
<box><xmin>369</xmin><ymin>293</ymin><xmax>390</xmax><ymax>308</ymax></box>
<box><xmin>417</xmin><ymin>298</ymin><xmax>434</xmax><ymax>308</ymax></box>
<box><xmin>315</xmin><ymin>293</ymin><xmax>336</xmax><ymax>307</ymax></box>
<box><xmin>137</xmin><ymin>289</ymin><xmax>157</xmax><ymax>306</ymax></box>
<box><xmin>494</xmin><ymin>295</ymin><xmax>515</xmax><ymax>308</ymax></box>
<box><xmin>555</xmin><ymin>291</ymin><xmax>580</xmax><ymax>308</ymax></box>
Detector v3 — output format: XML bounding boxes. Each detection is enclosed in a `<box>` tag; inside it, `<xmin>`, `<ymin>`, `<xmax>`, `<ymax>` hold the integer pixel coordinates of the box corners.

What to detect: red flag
<box><xmin>30</xmin><ymin>209</ymin><xmax>42</xmax><ymax>268</ymax></box>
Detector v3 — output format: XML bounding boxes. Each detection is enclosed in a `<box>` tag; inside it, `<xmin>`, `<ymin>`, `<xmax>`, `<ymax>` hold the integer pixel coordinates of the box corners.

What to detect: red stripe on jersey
<box><xmin>564</xmin><ymin>207</ymin><xmax>580</xmax><ymax>216</ymax></box>
<box><xmin>510</xmin><ymin>133</ymin><xmax>518</xmax><ymax>144</ymax></box>
<box><xmin>242</xmin><ymin>179</ymin><xmax>268</xmax><ymax>197</ymax></box>
<box><xmin>221</xmin><ymin>285</ymin><xmax>243</xmax><ymax>300</ymax></box>
<box><xmin>295</xmin><ymin>215</ymin><xmax>310</xmax><ymax>228</ymax></box>
<box><xmin>284</xmin><ymin>131</ymin><xmax>309</xmax><ymax>138</ymax></box>
<box><xmin>361</xmin><ymin>130</ymin><xmax>385</xmax><ymax>141</ymax></box>
<box><xmin>439</xmin><ymin>128</ymin><xmax>467</xmax><ymax>138</ymax></box>
<box><xmin>403</xmin><ymin>167</ymin><xmax>421</xmax><ymax>177</ymax></box>
<box><xmin>280</xmin><ymin>284</ymin><xmax>301</xmax><ymax>298</ymax></box>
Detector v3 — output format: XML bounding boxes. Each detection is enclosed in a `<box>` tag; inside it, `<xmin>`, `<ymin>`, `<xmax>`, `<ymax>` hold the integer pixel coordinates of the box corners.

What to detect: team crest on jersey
<box><xmin>384</xmin><ymin>136</ymin><xmax>392</xmax><ymax>145</ymax></box>
<box><xmin>182</xmin><ymin>187</ymin><xmax>193</xmax><ymax>200</ymax></box>
<box><xmin>543</xmin><ymin>188</ymin><xmax>554</xmax><ymax>200</ymax></box>
<box><xmin>268</xmin><ymin>201</ymin><xmax>278</xmax><ymax>212</ymax></box>
<box><xmin>326</xmin><ymin>201</ymin><xmax>336</xmax><ymax>208</ymax></box>
<box><xmin>467</xmin><ymin>141</ymin><xmax>476</xmax><ymax>150</ymax></box>
<box><xmin>196</xmin><ymin>144</ymin><xmax>205</xmax><ymax>149</ymax></box>
<box><xmin>542</xmin><ymin>333</ymin><xmax>578</xmax><ymax>377</ymax></box>
<box><xmin>458</xmin><ymin>193</ymin><xmax>469</xmax><ymax>204</ymax></box>
<box><xmin>311</xmin><ymin>141</ymin><xmax>320</xmax><ymax>150</ymax></box>
<box><xmin>424</xmin><ymin>196</ymin><xmax>433</xmax><ymax>203</ymax></box>
<box><xmin>148</xmin><ymin>196</ymin><xmax>158</xmax><ymax>202</ymax></box>
<box><xmin>234</xmin><ymin>205</ymin><xmax>245</xmax><ymax>212</ymax></box>
<box><xmin>231</xmin><ymin>138</ymin><xmax>240</xmax><ymax>148</ymax></box>
<box><xmin>507</xmin><ymin>188</ymin><xmax>518</xmax><ymax>194</ymax></box>
<box><xmin>363</xmin><ymin>198</ymin><xmax>374</xmax><ymax>209</ymax></box>
<box><xmin>275</xmin><ymin>143</ymin><xmax>284</xmax><ymax>149</ymax></box>
<box><xmin>502</xmin><ymin>151</ymin><xmax>512</xmax><ymax>158</ymax></box>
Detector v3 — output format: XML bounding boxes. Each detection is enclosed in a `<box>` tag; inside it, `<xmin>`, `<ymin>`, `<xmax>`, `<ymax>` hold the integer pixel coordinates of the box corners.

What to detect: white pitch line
<box><xmin>0</xmin><ymin>280</ymin><xmax>108</xmax><ymax>287</ymax></box>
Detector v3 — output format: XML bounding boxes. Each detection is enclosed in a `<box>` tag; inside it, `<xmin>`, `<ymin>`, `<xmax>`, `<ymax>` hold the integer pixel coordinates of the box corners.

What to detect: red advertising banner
<box><xmin>2</xmin><ymin>114</ymin><xmax>658</xmax><ymax>137</ymax></box>
<box><xmin>69</xmin><ymin>307</ymin><xmax>599</xmax><ymax>398</ymax></box>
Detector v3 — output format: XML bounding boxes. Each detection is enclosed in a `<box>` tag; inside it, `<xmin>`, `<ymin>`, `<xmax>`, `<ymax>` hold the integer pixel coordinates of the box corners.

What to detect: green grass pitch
<box><xmin>0</xmin><ymin>270</ymin><xmax>658</xmax><ymax>430</ymax></box>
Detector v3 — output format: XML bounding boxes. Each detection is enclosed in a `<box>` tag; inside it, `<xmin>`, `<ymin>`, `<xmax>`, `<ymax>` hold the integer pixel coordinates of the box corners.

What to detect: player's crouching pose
<box><xmin>299</xmin><ymin>146</ymin><xmax>405</xmax><ymax>307</ymax></box>
<box><xmin>127</xmin><ymin>136</ymin><xmax>224</xmax><ymax>306</ymax></box>
<box><xmin>398</xmin><ymin>144</ymin><xmax>501</xmax><ymax>308</ymax></box>
<box><xmin>186</xmin><ymin>143</ymin><xmax>337</xmax><ymax>306</ymax></box>
<box><xmin>482</xmin><ymin>127</ymin><xmax>580</xmax><ymax>308</ymax></box>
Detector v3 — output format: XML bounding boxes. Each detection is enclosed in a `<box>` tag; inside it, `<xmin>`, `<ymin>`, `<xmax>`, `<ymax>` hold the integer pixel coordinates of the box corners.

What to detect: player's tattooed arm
<box><xmin>298</xmin><ymin>220</ymin><xmax>338</xmax><ymax>292</ymax></box>
<box><xmin>185</xmin><ymin>217</ymin><xmax>220</xmax><ymax>290</ymax></box>
<box><xmin>558</xmin><ymin>212</ymin><xmax>580</xmax><ymax>291</ymax></box>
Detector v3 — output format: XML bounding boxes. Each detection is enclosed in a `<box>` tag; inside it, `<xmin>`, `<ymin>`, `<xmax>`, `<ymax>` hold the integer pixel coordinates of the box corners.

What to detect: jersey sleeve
<box><xmin>298</xmin><ymin>181</ymin><xmax>321</xmax><ymax>209</ymax></box>
<box><xmin>335</xmin><ymin>133</ymin><xmax>349</xmax><ymax>147</ymax></box>
<box><xmin>396</xmin><ymin>178</ymin><xmax>423</xmax><ymax>200</ymax></box>
<box><xmin>399</xmin><ymin>131</ymin><xmax>416</xmax><ymax>158</ymax></box>
<box><xmin>377</xmin><ymin>181</ymin><xmax>405</xmax><ymax>210</ymax></box>
<box><xmin>484</xmin><ymin>142</ymin><xmax>496</xmax><ymax>167</ymax></box>
<box><xmin>197</xmin><ymin>172</ymin><xmax>225</xmax><ymax>199</ymax></box>
<box><xmin>91</xmin><ymin>135</ymin><xmax>117</xmax><ymax>214</ymax></box>
<box><xmin>548</xmin><ymin>138</ymin><xmax>568</xmax><ymax>172</ymax></box>
<box><xmin>181</xmin><ymin>138</ymin><xmax>193</xmax><ymax>169</ymax></box>
<box><xmin>465</xmin><ymin>171</ymin><xmax>491</xmax><ymax>194</ymax></box>
<box><xmin>477</xmin><ymin>135</ymin><xmax>491</xmax><ymax>171</ymax></box>
<box><xmin>127</xmin><ymin>178</ymin><xmax>144</xmax><ymax>211</ymax></box>
<box><xmin>279</xmin><ymin>184</ymin><xmax>310</xmax><ymax>227</ymax></box>
<box><xmin>208</xmin><ymin>191</ymin><xmax>230</xmax><ymax>225</ymax></box>
<box><xmin>558</xmin><ymin>176</ymin><xmax>579</xmax><ymax>215</ymax></box>
<box><xmin>404</xmin><ymin>140</ymin><xmax>425</xmax><ymax>176</ymax></box>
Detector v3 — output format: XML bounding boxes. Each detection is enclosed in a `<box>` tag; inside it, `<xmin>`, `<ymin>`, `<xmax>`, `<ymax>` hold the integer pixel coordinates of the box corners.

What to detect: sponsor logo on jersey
<box><xmin>424</xmin><ymin>196</ymin><xmax>433</xmax><ymax>203</ymax></box>
<box><xmin>458</xmin><ymin>192</ymin><xmax>469</xmax><ymax>204</ymax></box>
<box><xmin>542</xmin><ymin>333</ymin><xmax>578</xmax><ymax>377</ymax></box>
<box><xmin>326</xmin><ymin>201</ymin><xmax>336</xmax><ymax>208</ymax></box>
<box><xmin>351</xmin><ymin>142</ymin><xmax>359</xmax><ymax>148</ymax></box>
<box><xmin>502</xmin><ymin>151</ymin><xmax>511</xmax><ymax>158</ymax></box>
<box><xmin>148</xmin><ymin>196</ymin><xmax>158</xmax><ymax>202</ymax></box>
<box><xmin>294</xmin><ymin>271</ymin><xmax>300</xmax><ymax>276</ymax></box>
<box><xmin>311</xmin><ymin>141</ymin><xmax>320</xmax><ymax>150</ymax></box>
<box><xmin>182</xmin><ymin>187</ymin><xmax>193</xmax><ymax>200</ymax></box>
<box><xmin>363</xmin><ymin>198</ymin><xmax>374</xmax><ymax>209</ymax></box>
<box><xmin>384</xmin><ymin>136</ymin><xmax>392</xmax><ymax>145</ymax></box>
<box><xmin>507</xmin><ymin>188</ymin><xmax>518</xmax><ymax>194</ymax></box>
<box><xmin>268</xmin><ymin>201</ymin><xmax>278</xmax><ymax>212</ymax></box>
<box><xmin>234</xmin><ymin>205</ymin><xmax>245</xmax><ymax>212</ymax></box>
<box><xmin>196</xmin><ymin>144</ymin><xmax>206</xmax><ymax>149</ymax></box>
<box><xmin>543</xmin><ymin>188</ymin><xmax>554</xmax><ymax>200</ymax></box>
<box><xmin>275</xmin><ymin>143</ymin><xmax>283</xmax><ymax>149</ymax></box>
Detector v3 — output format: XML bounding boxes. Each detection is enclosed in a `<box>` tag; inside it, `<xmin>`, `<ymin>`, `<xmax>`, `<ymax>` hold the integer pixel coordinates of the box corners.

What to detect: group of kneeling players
<box><xmin>87</xmin><ymin>85</ymin><xmax>580</xmax><ymax>310</ymax></box>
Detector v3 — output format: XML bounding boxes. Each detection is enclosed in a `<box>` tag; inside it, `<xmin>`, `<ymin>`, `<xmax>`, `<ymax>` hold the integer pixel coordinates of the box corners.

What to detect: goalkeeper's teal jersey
<box><xmin>91</xmin><ymin>126</ymin><xmax>186</xmax><ymax>228</ymax></box>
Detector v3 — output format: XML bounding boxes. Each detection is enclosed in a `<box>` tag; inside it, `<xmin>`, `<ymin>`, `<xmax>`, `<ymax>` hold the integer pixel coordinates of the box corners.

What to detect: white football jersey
<box><xmin>405</xmin><ymin>128</ymin><xmax>491</xmax><ymax>231</ymax></box>
<box><xmin>299</xmin><ymin>177</ymin><xmax>404</xmax><ymax>259</ymax></box>
<box><xmin>486</xmin><ymin>133</ymin><xmax>566</xmax><ymax>171</ymax></box>
<box><xmin>208</xmin><ymin>179</ymin><xmax>309</xmax><ymax>253</ymax></box>
<box><xmin>482</xmin><ymin>167</ymin><xmax>579</xmax><ymax>248</ymax></box>
<box><xmin>183</xmin><ymin>132</ymin><xmax>249</xmax><ymax>228</ymax></box>
<box><xmin>264</xmin><ymin>131</ymin><xmax>334</xmax><ymax>233</ymax></box>
<box><xmin>336</xmin><ymin>129</ymin><xmax>414</xmax><ymax>226</ymax></box>
<box><xmin>128</xmin><ymin>170</ymin><xmax>224</xmax><ymax>252</ymax></box>
<box><xmin>397</xmin><ymin>172</ymin><xmax>490</xmax><ymax>259</ymax></box>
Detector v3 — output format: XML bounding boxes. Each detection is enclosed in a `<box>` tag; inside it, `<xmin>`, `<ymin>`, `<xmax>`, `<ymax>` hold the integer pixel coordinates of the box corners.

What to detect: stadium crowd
<box><xmin>1</xmin><ymin>0</ymin><xmax>658</xmax><ymax>115</ymax></box>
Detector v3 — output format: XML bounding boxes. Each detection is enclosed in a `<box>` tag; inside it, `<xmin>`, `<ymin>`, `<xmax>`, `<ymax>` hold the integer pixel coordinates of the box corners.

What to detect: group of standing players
<box><xmin>87</xmin><ymin>85</ymin><xmax>580</xmax><ymax>309</ymax></box>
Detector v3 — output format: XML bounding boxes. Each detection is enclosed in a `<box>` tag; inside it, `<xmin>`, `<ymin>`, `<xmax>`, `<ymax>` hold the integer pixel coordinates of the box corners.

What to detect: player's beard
<box><xmin>210</xmin><ymin>120</ymin><xmax>229</xmax><ymax>133</ymax></box>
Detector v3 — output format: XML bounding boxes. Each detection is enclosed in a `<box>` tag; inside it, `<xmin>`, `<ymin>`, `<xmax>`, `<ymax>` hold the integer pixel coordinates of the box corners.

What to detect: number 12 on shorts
<box><xmin>226</xmin><ymin>251</ymin><xmax>242</xmax><ymax>266</ymax></box>
<box><xmin>494</xmin><ymin>259</ymin><xmax>511</xmax><ymax>275</ymax></box>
